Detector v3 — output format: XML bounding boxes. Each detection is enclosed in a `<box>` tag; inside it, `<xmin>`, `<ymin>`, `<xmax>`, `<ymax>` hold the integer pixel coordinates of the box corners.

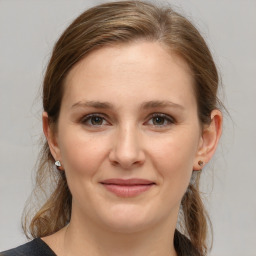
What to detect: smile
<box><xmin>100</xmin><ymin>179</ymin><xmax>155</xmax><ymax>197</ymax></box>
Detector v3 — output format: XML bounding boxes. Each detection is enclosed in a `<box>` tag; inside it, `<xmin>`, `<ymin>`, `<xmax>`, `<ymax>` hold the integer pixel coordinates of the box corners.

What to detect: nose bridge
<box><xmin>110</xmin><ymin>122</ymin><xmax>144</xmax><ymax>168</ymax></box>
<box><xmin>119</xmin><ymin>123</ymin><xmax>138</xmax><ymax>152</ymax></box>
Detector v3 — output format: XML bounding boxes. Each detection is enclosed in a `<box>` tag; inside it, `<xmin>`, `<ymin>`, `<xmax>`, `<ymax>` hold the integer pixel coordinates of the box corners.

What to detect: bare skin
<box><xmin>42</xmin><ymin>41</ymin><xmax>222</xmax><ymax>256</ymax></box>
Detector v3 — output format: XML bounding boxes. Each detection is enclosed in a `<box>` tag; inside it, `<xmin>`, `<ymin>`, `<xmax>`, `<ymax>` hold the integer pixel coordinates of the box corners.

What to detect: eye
<box><xmin>81</xmin><ymin>114</ymin><xmax>108</xmax><ymax>126</ymax></box>
<box><xmin>146</xmin><ymin>113</ymin><xmax>175</xmax><ymax>127</ymax></box>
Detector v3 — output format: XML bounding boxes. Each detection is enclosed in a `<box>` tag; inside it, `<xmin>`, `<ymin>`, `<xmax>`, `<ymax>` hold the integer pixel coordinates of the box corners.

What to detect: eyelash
<box><xmin>80</xmin><ymin>113</ymin><xmax>175</xmax><ymax>128</ymax></box>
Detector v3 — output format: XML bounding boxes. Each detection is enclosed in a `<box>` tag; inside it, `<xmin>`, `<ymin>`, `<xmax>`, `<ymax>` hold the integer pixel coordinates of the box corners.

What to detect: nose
<box><xmin>108</xmin><ymin>125</ymin><xmax>145</xmax><ymax>169</ymax></box>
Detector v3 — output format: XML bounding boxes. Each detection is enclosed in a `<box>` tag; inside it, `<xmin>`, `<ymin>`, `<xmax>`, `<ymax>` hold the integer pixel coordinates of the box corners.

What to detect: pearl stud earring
<box><xmin>55</xmin><ymin>160</ymin><xmax>61</xmax><ymax>167</ymax></box>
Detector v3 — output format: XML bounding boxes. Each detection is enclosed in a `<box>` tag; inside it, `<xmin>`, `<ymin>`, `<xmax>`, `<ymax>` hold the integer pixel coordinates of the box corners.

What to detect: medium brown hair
<box><xmin>23</xmin><ymin>1</ymin><xmax>221</xmax><ymax>255</ymax></box>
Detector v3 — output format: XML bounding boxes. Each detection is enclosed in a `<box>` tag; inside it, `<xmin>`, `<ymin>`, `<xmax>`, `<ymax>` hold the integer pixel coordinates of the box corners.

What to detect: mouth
<box><xmin>100</xmin><ymin>179</ymin><xmax>156</xmax><ymax>197</ymax></box>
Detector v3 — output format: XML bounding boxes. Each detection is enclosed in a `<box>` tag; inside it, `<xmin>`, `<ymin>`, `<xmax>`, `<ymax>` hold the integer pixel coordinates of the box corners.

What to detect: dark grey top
<box><xmin>0</xmin><ymin>238</ymin><xmax>56</xmax><ymax>256</ymax></box>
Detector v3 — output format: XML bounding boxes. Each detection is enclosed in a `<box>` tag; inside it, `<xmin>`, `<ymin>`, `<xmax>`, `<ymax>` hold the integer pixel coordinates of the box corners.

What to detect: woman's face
<box><xmin>50</xmin><ymin>41</ymin><xmax>206</xmax><ymax>232</ymax></box>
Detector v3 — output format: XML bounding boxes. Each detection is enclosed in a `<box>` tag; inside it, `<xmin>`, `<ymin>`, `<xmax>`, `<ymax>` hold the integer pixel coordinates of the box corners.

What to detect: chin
<box><xmin>104</xmin><ymin>217</ymin><xmax>152</xmax><ymax>234</ymax></box>
<box><xmin>97</xmin><ymin>203</ymin><xmax>163</xmax><ymax>234</ymax></box>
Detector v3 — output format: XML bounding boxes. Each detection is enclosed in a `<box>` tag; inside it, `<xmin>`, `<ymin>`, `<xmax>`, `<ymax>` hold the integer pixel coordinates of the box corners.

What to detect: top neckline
<box><xmin>35</xmin><ymin>238</ymin><xmax>57</xmax><ymax>256</ymax></box>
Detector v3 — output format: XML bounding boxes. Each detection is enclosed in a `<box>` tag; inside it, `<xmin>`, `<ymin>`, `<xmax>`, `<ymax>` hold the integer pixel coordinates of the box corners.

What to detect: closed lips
<box><xmin>100</xmin><ymin>179</ymin><xmax>155</xmax><ymax>197</ymax></box>
<box><xmin>100</xmin><ymin>179</ymin><xmax>155</xmax><ymax>185</ymax></box>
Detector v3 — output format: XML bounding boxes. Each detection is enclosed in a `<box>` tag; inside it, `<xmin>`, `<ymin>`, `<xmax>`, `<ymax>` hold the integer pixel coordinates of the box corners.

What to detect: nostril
<box><xmin>109</xmin><ymin>159</ymin><xmax>144</xmax><ymax>170</ymax></box>
<box><xmin>110</xmin><ymin>160</ymin><xmax>119</xmax><ymax>166</ymax></box>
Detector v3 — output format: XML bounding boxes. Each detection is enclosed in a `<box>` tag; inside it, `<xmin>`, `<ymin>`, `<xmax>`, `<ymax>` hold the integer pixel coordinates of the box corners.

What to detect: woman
<box><xmin>1</xmin><ymin>1</ymin><xmax>222</xmax><ymax>255</ymax></box>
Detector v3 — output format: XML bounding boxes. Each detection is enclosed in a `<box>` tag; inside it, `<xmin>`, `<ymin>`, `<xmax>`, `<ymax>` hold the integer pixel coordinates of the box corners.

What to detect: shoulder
<box><xmin>0</xmin><ymin>238</ymin><xmax>56</xmax><ymax>256</ymax></box>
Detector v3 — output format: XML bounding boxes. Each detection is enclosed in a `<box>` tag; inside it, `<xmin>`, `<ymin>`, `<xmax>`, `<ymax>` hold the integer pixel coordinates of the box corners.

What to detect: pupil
<box><xmin>153</xmin><ymin>117</ymin><xmax>164</xmax><ymax>125</ymax></box>
<box><xmin>92</xmin><ymin>116</ymin><xmax>102</xmax><ymax>125</ymax></box>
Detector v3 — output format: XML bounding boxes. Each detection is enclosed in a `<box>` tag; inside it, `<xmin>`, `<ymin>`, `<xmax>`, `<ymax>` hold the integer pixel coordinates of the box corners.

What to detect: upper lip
<box><xmin>100</xmin><ymin>178</ymin><xmax>155</xmax><ymax>185</ymax></box>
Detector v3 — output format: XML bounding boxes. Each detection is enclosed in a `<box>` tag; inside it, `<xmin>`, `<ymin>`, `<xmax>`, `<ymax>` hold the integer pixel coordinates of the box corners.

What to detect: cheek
<box><xmin>149</xmin><ymin>130</ymin><xmax>200</xmax><ymax>190</ymax></box>
<box><xmin>59</xmin><ymin>129</ymin><xmax>110</xmax><ymax>178</ymax></box>
<box><xmin>151</xmin><ymin>131</ymin><xmax>198</xmax><ymax>166</ymax></box>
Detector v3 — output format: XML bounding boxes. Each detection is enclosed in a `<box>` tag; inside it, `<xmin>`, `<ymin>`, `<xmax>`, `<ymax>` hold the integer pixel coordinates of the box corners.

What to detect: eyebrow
<box><xmin>71</xmin><ymin>100</ymin><xmax>184</xmax><ymax>110</ymax></box>
<box><xmin>140</xmin><ymin>100</ymin><xmax>184</xmax><ymax>110</ymax></box>
<box><xmin>71</xmin><ymin>101</ymin><xmax>114</xmax><ymax>109</ymax></box>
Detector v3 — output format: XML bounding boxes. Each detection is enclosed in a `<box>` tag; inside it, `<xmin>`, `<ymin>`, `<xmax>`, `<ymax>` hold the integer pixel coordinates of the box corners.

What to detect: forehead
<box><xmin>62</xmin><ymin>41</ymin><xmax>196</xmax><ymax>109</ymax></box>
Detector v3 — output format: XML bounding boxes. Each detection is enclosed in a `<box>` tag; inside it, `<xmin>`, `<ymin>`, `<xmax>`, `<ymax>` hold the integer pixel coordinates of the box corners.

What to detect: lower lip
<box><xmin>101</xmin><ymin>184</ymin><xmax>154</xmax><ymax>197</ymax></box>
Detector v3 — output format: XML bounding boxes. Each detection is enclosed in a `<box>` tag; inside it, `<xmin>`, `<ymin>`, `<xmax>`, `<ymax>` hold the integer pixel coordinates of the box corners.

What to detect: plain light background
<box><xmin>0</xmin><ymin>0</ymin><xmax>255</xmax><ymax>255</ymax></box>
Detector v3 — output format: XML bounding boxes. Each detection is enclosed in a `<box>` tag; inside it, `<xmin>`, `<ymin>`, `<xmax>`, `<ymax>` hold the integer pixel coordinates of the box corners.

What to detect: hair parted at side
<box><xmin>22</xmin><ymin>1</ymin><xmax>221</xmax><ymax>255</ymax></box>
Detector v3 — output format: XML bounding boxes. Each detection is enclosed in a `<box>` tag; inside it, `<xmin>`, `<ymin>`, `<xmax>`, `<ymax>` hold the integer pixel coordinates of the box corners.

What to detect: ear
<box><xmin>42</xmin><ymin>112</ymin><xmax>62</xmax><ymax>167</ymax></box>
<box><xmin>193</xmin><ymin>109</ymin><xmax>223</xmax><ymax>170</ymax></box>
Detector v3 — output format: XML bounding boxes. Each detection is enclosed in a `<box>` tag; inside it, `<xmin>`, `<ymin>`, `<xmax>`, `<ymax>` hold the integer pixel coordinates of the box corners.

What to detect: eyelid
<box><xmin>151</xmin><ymin>113</ymin><xmax>175</xmax><ymax>121</ymax></box>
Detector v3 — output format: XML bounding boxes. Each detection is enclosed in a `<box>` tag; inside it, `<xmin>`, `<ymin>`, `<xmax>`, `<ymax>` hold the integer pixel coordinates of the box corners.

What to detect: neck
<box><xmin>60</xmin><ymin>212</ymin><xmax>178</xmax><ymax>256</ymax></box>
